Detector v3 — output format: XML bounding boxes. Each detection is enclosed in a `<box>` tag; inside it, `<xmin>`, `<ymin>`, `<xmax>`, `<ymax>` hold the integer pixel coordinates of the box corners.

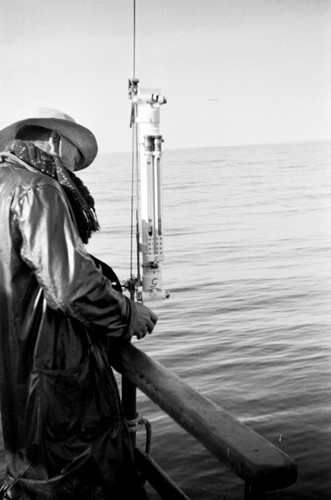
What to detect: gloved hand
<box><xmin>132</xmin><ymin>301</ymin><xmax>158</xmax><ymax>339</ymax></box>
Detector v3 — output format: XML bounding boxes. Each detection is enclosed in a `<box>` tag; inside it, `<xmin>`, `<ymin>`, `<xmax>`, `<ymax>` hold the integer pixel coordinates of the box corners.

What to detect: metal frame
<box><xmin>110</xmin><ymin>343</ymin><xmax>297</xmax><ymax>499</ymax></box>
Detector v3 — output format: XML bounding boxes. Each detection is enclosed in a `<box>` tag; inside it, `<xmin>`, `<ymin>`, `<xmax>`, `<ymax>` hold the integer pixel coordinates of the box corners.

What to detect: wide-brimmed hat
<box><xmin>0</xmin><ymin>107</ymin><xmax>98</xmax><ymax>170</ymax></box>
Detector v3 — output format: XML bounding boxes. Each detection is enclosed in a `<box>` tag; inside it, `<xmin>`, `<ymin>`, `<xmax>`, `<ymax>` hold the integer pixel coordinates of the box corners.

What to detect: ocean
<box><xmin>1</xmin><ymin>141</ymin><xmax>330</xmax><ymax>499</ymax></box>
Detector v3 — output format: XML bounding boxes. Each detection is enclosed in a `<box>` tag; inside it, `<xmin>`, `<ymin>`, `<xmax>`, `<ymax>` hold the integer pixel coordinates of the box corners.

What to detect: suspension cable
<box><xmin>129</xmin><ymin>0</ymin><xmax>140</xmax><ymax>299</ymax></box>
<box><xmin>133</xmin><ymin>0</ymin><xmax>136</xmax><ymax>80</ymax></box>
<box><xmin>129</xmin><ymin>115</ymin><xmax>135</xmax><ymax>283</ymax></box>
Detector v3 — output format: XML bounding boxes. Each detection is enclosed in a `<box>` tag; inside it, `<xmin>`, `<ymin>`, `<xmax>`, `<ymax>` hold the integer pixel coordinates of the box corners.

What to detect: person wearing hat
<box><xmin>0</xmin><ymin>109</ymin><xmax>157</xmax><ymax>499</ymax></box>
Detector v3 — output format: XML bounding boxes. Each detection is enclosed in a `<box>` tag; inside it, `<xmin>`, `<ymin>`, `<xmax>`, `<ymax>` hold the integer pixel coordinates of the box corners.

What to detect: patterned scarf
<box><xmin>3</xmin><ymin>139</ymin><xmax>99</xmax><ymax>243</ymax></box>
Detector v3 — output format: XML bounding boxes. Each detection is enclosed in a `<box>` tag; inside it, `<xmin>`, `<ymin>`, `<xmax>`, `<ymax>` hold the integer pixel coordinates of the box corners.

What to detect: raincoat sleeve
<box><xmin>15</xmin><ymin>180</ymin><xmax>136</xmax><ymax>339</ymax></box>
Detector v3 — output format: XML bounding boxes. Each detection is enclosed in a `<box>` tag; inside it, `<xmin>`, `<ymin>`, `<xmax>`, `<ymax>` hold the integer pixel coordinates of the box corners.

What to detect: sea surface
<box><xmin>1</xmin><ymin>142</ymin><xmax>330</xmax><ymax>499</ymax></box>
<box><xmin>81</xmin><ymin>141</ymin><xmax>331</xmax><ymax>500</ymax></box>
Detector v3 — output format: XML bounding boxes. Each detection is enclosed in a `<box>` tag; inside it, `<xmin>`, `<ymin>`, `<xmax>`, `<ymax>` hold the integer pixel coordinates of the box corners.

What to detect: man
<box><xmin>0</xmin><ymin>108</ymin><xmax>157</xmax><ymax>499</ymax></box>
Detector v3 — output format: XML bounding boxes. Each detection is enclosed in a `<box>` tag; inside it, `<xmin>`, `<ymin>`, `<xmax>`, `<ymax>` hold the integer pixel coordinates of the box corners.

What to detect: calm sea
<box><xmin>1</xmin><ymin>142</ymin><xmax>330</xmax><ymax>499</ymax></box>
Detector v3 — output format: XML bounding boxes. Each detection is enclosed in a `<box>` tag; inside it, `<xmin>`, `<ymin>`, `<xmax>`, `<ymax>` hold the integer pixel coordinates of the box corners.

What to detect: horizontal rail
<box><xmin>110</xmin><ymin>342</ymin><xmax>297</xmax><ymax>492</ymax></box>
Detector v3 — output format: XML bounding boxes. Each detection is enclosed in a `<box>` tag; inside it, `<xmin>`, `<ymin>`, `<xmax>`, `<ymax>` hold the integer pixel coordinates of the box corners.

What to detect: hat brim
<box><xmin>0</xmin><ymin>117</ymin><xmax>98</xmax><ymax>170</ymax></box>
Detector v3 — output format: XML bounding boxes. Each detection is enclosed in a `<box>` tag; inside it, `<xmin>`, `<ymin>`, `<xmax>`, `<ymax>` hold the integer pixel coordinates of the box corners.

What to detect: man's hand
<box><xmin>132</xmin><ymin>301</ymin><xmax>158</xmax><ymax>339</ymax></box>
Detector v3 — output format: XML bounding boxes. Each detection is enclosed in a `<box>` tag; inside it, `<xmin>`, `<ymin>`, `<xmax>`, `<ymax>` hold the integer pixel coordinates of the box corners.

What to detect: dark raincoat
<box><xmin>0</xmin><ymin>159</ymin><xmax>147</xmax><ymax>499</ymax></box>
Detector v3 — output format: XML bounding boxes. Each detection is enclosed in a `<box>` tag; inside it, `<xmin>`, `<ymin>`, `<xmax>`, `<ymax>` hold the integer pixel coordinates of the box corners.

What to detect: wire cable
<box><xmin>133</xmin><ymin>0</ymin><xmax>136</xmax><ymax>80</ymax></box>
<box><xmin>129</xmin><ymin>0</ymin><xmax>140</xmax><ymax>299</ymax></box>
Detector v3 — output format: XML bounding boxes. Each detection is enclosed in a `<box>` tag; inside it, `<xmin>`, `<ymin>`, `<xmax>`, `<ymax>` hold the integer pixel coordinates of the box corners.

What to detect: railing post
<box><xmin>122</xmin><ymin>375</ymin><xmax>137</xmax><ymax>447</ymax></box>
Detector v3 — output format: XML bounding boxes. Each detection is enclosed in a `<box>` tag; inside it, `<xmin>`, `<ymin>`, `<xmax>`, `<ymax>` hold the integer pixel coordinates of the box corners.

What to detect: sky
<box><xmin>0</xmin><ymin>0</ymin><xmax>330</xmax><ymax>153</ymax></box>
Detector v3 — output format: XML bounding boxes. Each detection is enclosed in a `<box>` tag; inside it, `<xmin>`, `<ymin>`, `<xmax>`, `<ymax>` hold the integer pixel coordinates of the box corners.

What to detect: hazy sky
<box><xmin>0</xmin><ymin>0</ymin><xmax>330</xmax><ymax>153</ymax></box>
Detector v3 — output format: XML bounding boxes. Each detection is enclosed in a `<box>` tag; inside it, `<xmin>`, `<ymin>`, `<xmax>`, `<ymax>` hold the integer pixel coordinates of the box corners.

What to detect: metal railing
<box><xmin>110</xmin><ymin>342</ymin><xmax>297</xmax><ymax>500</ymax></box>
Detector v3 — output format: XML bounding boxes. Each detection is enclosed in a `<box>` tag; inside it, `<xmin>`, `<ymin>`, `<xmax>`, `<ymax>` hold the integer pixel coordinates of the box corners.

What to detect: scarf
<box><xmin>2</xmin><ymin>139</ymin><xmax>99</xmax><ymax>244</ymax></box>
